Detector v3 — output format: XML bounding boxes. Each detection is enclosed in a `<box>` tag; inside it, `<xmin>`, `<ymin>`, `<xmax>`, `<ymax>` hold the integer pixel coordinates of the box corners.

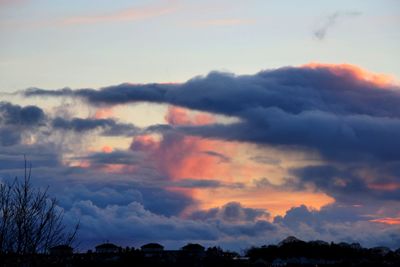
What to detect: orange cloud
<box><xmin>368</xmin><ymin>182</ymin><xmax>400</xmax><ymax>191</ymax></box>
<box><xmin>303</xmin><ymin>63</ymin><xmax>396</xmax><ymax>87</ymax></box>
<box><xmin>157</xmin><ymin>107</ymin><xmax>237</xmax><ymax>180</ymax></box>
<box><xmin>194</xmin><ymin>187</ymin><xmax>334</xmax><ymax>217</ymax></box>
<box><xmin>131</xmin><ymin>134</ymin><xmax>159</xmax><ymax>152</ymax></box>
<box><xmin>370</xmin><ymin>217</ymin><xmax>400</xmax><ymax>225</ymax></box>
<box><xmin>131</xmin><ymin>106</ymin><xmax>334</xmax><ymax>216</ymax></box>
<box><xmin>94</xmin><ymin>107</ymin><xmax>114</xmax><ymax>119</ymax></box>
<box><xmin>165</xmin><ymin>106</ymin><xmax>215</xmax><ymax>126</ymax></box>
<box><xmin>102</xmin><ymin>145</ymin><xmax>113</xmax><ymax>153</ymax></box>
<box><xmin>101</xmin><ymin>164</ymin><xmax>128</xmax><ymax>174</ymax></box>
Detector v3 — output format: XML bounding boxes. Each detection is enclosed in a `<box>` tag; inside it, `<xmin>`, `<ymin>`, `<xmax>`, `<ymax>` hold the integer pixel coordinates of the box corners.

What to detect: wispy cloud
<box><xmin>314</xmin><ymin>11</ymin><xmax>361</xmax><ymax>40</ymax></box>
<box><xmin>0</xmin><ymin>0</ymin><xmax>180</xmax><ymax>29</ymax></box>
<box><xmin>192</xmin><ymin>18</ymin><xmax>255</xmax><ymax>27</ymax></box>
<box><xmin>61</xmin><ymin>1</ymin><xmax>179</xmax><ymax>26</ymax></box>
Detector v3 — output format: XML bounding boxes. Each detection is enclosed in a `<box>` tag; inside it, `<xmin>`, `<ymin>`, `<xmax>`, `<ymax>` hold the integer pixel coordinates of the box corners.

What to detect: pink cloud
<box><xmin>61</xmin><ymin>1</ymin><xmax>179</xmax><ymax>26</ymax></box>
<box><xmin>94</xmin><ymin>107</ymin><xmax>113</xmax><ymax>119</ymax></box>
<box><xmin>303</xmin><ymin>62</ymin><xmax>397</xmax><ymax>87</ymax></box>
<box><xmin>371</xmin><ymin>217</ymin><xmax>400</xmax><ymax>225</ymax></box>
<box><xmin>164</xmin><ymin>106</ymin><xmax>215</xmax><ymax>126</ymax></box>
<box><xmin>368</xmin><ymin>182</ymin><xmax>400</xmax><ymax>191</ymax></box>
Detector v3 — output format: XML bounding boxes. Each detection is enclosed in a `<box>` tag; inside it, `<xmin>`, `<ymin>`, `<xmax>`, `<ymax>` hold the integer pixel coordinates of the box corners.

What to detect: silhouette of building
<box><xmin>49</xmin><ymin>245</ymin><xmax>73</xmax><ymax>256</ymax></box>
<box><xmin>95</xmin><ymin>242</ymin><xmax>121</xmax><ymax>253</ymax></box>
<box><xmin>141</xmin><ymin>243</ymin><xmax>164</xmax><ymax>252</ymax></box>
<box><xmin>182</xmin><ymin>243</ymin><xmax>205</xmax><ymax>252</ymax></box>
<box><xmin>141</xmin><ymin>243</ymin><xmax>164</xmax><ymax>258</ymax></box>
<box><xmin>181</xmin><ymin>243</ymin><xmax>206</xmax><ymax>258</ymax></box>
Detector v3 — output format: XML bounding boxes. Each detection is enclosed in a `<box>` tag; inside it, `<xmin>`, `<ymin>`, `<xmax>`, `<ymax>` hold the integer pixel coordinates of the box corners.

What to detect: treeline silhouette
<box><xmin>246</xmin><ymin>236</ymin><xmax>400</xmax><ymax>266</ymax></box>
<box><xmin>1</xmin><ymin>237</ymin><xmax>400</xmax><ymax>267</ymax></box>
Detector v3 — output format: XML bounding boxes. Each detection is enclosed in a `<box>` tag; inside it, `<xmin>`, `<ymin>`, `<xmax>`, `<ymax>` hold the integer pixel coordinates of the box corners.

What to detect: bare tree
<box><xmin>0</xmin><ymin>159</ymin><xmax>78</xmax><ymax>255</ymax></box>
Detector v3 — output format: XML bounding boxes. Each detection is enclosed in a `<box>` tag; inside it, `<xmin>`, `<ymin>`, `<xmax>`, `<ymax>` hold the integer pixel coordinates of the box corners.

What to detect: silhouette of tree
<box><xmin>0</xmin><ymin>159</ymin><xmax>78</xmax><ymax>255</ymax></box>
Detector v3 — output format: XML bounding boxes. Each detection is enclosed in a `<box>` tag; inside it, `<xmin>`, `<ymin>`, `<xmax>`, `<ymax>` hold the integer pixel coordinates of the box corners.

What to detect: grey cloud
<box><xmin>77</xmin><ymin>150</ymin><xmax>143</xmax><ymax>165</ymax></box>
<box><xmin>291</xmin><ymin>164</ymin><xmax>400</xmax><ymax>202</ymax></box>
<box><xmin>22</xmin><ymin>66</ymin><xmax>400</xmax><ymax>163</ymax></box>
<box><xmin>24</xmin><ymin>67</ymin><xmax>400</xmax><ymax>117</ymax></box>
<box><xmin>0</xmin><ymin>102</ymin><xmax>46</xmax><ymax>146</ymax></box>
<box><xmin>63</xmin><ymin>200</ymin><xmax>277</xmax><ymax>250</ymax></box>
<box><xmin>250</xmin><ymin>156</ymin><xmax>281</xmax><ymax>165</ymax></box>
<box><xmin>64</xmin><ymin>200</ymin><xmax>220</xmax><ymax>249</ymax></box>
<box><xmin>252</xmin><ymin>177</ymin><xmax>299</xmax><ymax>191</ymax></box>
<box><xmin>0</xmin><ymin>127</ymin><xmax>22</xmax><ymax>146</ymax></box>
<box><xmin>172</xmin><ymin>178</ymin><xmax>222</xmax><ymax>188</ymax></box>
<box><xmin>201</xmin><ymin>150</ymin><xmax>230</xmax><ymax>162</ymax></box>
<box><xmin>0</xmin><ymin>101</ymin><xmax>141</xmax><ymax>147</ymax></box>
<box><xmin>12</xmin><ymin>65</ymin><xmax>400</xmax><ymax>249</ymax></box>
<box><xmin>180</xmin><ymin>107</ymin><xmax>400</xmax><ymax>162</ymax></box>
<box><xmin>314</xmin><ymin>11</ymin><xmax>361</xmax><ymax>40</ymax></box>
<box><xmin>54</xmin><ymin>179</ymin><xmax>195</xmax><ymax>217</ymax></box>
<box><xmin>273</xmin><ymin>204</ymin><xmax>364</xmax><ymax>228</ymax></box>
<box><xmin>190</xmin><ymin>202</ymin><xmax>269</xmax><ymax>222</ymax></box>
<box><xmin>20</xmin><ymin>66</ymin><xmax>400</xmax><ymax>209</ymax></box>
<box><xmin>52</xmin><ymin>117</ymin><xmax>139</xmax><ymax>136</ymax></box>
<box><xmin>170</xmin><ymin>178</ymin><xmax>244</xmax><ymax>189</ymax></box>
<box><xmin>217</xmin><ymin>220</ymin><xmax>276</xmax><ymax>237</ymax></box>
<box><xmin>0</xmin><ymin>101</ymin><xmax>45</xmax><ymax>126</ymax></box>
<box><xmin>0</xmin><ymin>149</ymin><xmax>60</xmax><ymax>171</ymax></box>
<box><xmin>273</xmin><ymin>204</ymin><xmax>400</xmax><ymax>249</ymax></box>
<box><xmin>55</xmin><ymin>180</ymin><xmax>196</xmax><ymax>218</ymax></box>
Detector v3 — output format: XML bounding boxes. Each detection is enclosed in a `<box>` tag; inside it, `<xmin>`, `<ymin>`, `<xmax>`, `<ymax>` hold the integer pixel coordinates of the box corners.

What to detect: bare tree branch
<box><xmin>0</xmin><ymin>158</ymin><xmax>78</xmax><ymax>255</ymax></box>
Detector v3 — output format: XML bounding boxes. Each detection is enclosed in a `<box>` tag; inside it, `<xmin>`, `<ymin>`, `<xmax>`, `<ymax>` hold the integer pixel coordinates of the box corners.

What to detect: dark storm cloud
<box><xmin>291</xmin><ymin>164</ymin><xmax>400</xmax><ymax>202</ymax></box>
<box><xmin>77</xmin><ymin>150</ymin><xmax>143</xmax><ymax>165</ymax></box>
<box><xmin>0</xmin><ymin>101</ymin><xmax>140</xmax><ymax>147</ymax></box>
<box><xmin>24</xmin><ymin>84</ymin><xmax>169</xmax><ymax>104</ymax></box>
<box><xmin>0</xmin><ymin>102</ymin><xmax>46</xmax><ymax>146</ymax></box>
<box><xmin>171</xmin><ymin>178</ymin><xmax>244</xmax><ymax>189</ymax></box>
<box><xmin>273</xmin><ymin>204</ymin><xmax>364</xmax><ymax>228</ymax></box>
<box><xmin>63</xmin><ymin>200</ymin><xmax>276</xmax><ymax>249</ymax></box>
<box><xmin>1</xmin><ymin>146</ymin><xmax>399</xmax><ymax>249</ymax></box>
<box><xmin>24</xmin><ymin>66</ymin><xmax>400</xmax><ymax>117</ymax></box>
<box><xmin>13</xmin><ymin>65</ymin><xmax>400</xmax><ymax>249</ymax></box>
<box><xmin>190</xmin><ymin>202</ymin><xmax>269</xmax><ymax>222</ymax></box>
<box><xmin>24</xmin><ymin>87</ymin><xmax>75</xmax><ymax>97</ymax></box>
<box><xmin>217</xmin><ymin>220</ymin><xmax>276</xmax><ymax>237</ymax></box>
<box><xmin>172</xmin><ymin>178</ymin><xmax>222</xmax><ymax>188</ymax></box>
<box><xmin>0</xmin><ymin>127</ymin><xmax>22</xmax><ymax>146</ymax></box>
<box><xmin>64</xmin><ymin>200</ymin><xmax>220</xmax><ymax>247</ymax></box>
<box><xmin>273</xmin><ymin>204</ymin><xmax>400</xmax><ymax>248</ymax></box>
<box><xmin>314</xmin><ymin>11</ymin><xmax>361</xmax><ymax>40</ymax></box>
<box><xmin>58</xmin><ymin>181</ymin><xmax>194</xmax><ymax>217</ymax></box>
<box><xmin>22</xmin><ymin>65</ymin><xmax>400</xmax><ymax>162</ymax></box>
<box><xmin>52</xmin><ymin>117</ymin><xmax>139</xmax><ymax>136</ymax></box>
<box><xmin>0</xmin><ymin>101</ymin><xmax>45</xmax><ymax>126</ymax></box>
<box><xmin>0</xmin><ymin>149</ymin><xmax>60</xmax><ymax>170</ymax></box>
<box><xmin>180</xmin><ymin>108</ymin><xmax>400</xmax><ymax>161</ymax></box>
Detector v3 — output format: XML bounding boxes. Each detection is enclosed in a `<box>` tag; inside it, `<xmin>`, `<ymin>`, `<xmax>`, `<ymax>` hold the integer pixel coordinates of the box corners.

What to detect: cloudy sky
<box><xmin>1</xmin><ymin>0</ymin><xmax>400</xmax><ymax>251</ymax></box>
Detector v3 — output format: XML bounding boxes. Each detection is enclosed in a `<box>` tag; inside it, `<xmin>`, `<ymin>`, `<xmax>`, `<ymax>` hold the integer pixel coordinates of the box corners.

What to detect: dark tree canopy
<box><xmin>0</xmin><ymin>160</ymin><xmax>78</xmax><ymax>255</ymax></box>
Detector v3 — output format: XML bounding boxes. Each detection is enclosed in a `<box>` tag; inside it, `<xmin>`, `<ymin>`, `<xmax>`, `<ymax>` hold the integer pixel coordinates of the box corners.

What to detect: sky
<box><xmin>1</xmin><ymin>0</ymin><xmax>400</xmax><ymax>251</ymax></box>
